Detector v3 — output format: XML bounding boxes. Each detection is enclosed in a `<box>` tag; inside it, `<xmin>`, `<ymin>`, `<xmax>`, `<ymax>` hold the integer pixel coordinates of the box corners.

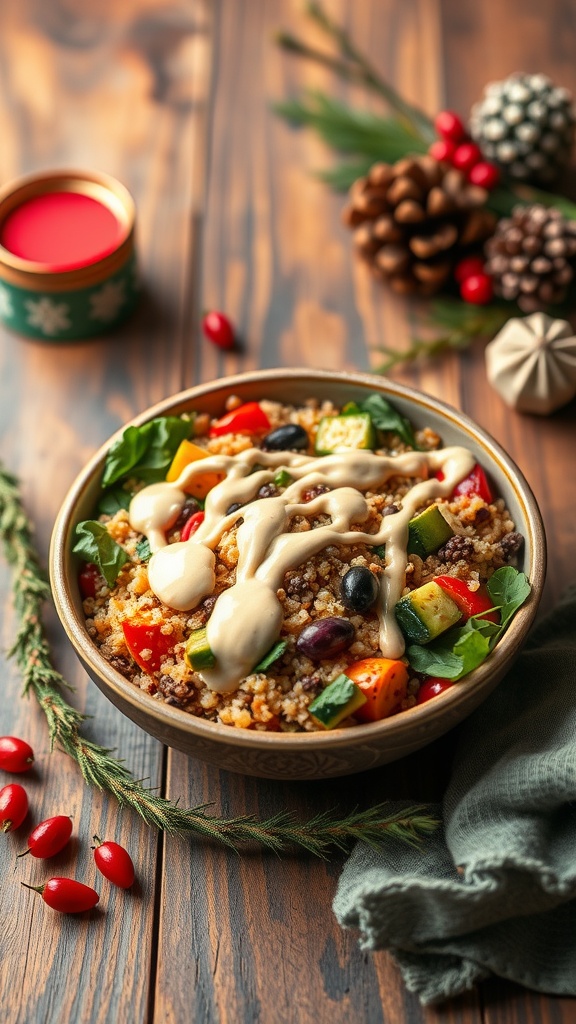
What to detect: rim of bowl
<box><xmin>50</xmin><ymin>368</ymin><xmax>547</xmax><ymax>753</ymax></box>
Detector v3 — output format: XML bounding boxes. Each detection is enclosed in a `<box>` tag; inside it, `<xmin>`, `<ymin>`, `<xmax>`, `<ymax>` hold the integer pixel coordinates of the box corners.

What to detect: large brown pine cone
<box><xmin>484</xmin><ymin>203</ymin><xmax>576</xmax><ymax>312</ymax></box>
<box><xmin>341</xmin><ymin>155</ymin><xmax>497</xmax><ymax>296</ymax></box>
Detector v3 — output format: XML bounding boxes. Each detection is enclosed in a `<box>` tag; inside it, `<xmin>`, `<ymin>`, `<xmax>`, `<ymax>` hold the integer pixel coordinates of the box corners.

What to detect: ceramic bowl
<box><xmin>50</xmin><ymin>369</ymin><xmax>546</xmax><ymax>780</ymax></box>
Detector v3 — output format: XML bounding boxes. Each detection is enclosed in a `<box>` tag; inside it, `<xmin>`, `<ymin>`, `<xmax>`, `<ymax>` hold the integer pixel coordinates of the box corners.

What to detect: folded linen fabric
<box><xmin>333</xmin><ymin>584</ymin><xmax>576</xmax><ymax>1004</ymax></box>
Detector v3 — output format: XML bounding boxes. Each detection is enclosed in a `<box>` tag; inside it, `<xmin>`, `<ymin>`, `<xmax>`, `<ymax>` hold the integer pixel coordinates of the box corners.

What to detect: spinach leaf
<box><xmin>73</xmin><ymin>521</ymin><xmax>130</xmax><ymax>588</ymax></box>
<box><xmin>360</xmin><ymin>393</ymin><xmax>419</xmax><ymax>449</ymax></box>
<box><xmin>253</xmin><ymin>640</ymin><xmax>288</xmax><ymax>673</ymax></box>
<box><xmin>102</xmin><ymin>416</ymin><xmax>192</xmax><ymax>488</ymax></box>
<box><xmin>97</xmin><ymin>486</ymin><xmax>132</xmax><ymax>516</ymax></box>
<box><xmin>136</xmin><ymin>538</ymin><xmax>152</xmax><ymax>563</ymax></box>
<box><xmin>453</xmin><ymin>626</ymin><xmax>491</xmax><ymax>677</ymax></box>
<box><xmin>407</xmin><ymin>642</ymin><xmax>464</xmax><ymax>680</ymax></box>
<box><xmin>487</xmin><ymin>566</ymin><xmax>531</xmax><ymax>628</ymax></box>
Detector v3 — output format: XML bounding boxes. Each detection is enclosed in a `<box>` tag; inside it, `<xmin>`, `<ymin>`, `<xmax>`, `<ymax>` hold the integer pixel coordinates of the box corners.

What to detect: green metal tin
<box><xmin>0</xmin><ymin>169</ymin><xmax>138</xmax><ymax>341</ymax></box>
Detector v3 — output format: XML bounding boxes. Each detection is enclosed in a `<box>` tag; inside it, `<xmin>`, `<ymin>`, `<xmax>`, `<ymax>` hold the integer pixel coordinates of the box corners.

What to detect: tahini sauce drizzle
<box><xmin>129</xmin><ymin>445</ymin><xmax>475</xmax><ymax>693</ymax></box>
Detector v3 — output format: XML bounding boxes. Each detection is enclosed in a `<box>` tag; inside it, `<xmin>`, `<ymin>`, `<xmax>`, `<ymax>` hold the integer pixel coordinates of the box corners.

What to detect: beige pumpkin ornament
<box><xmin>485</xmin><ymin>312</ymin><xmax>576</xmax><ymax>414</ymax></box>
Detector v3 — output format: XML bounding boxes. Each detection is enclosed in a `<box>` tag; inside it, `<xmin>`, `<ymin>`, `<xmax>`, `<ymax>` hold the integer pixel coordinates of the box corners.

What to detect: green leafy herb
<box><xmin>360</xmin><ymin>393</ymin><xmax>418</xmax><ymax>449</ymax></box>
<box><xmin>407</xmin><ymin>642</ymin><xmax>464</xmax><ymax>680</ymax></box>
<box><xmin>487</xmin><ymin>566</ymin><xmax>531</xmax><ymax>629</ymax></box>
<box><xmin>102</xmin><ymin>417</ymin><xmax>192</xmax><ymax>488</ymax></box>
<box><xmin>97</xmin><ymin>487</ymin><xmax>132</xmax><ymax>516</ymax></box>
<box><xmin>253</xmin><ymin>640</ymin><xmax>288</xmax><ymax>673</ymax></box>
<box><xmin>372</xmin><ymin>544</ymin><xmax>386</xmax><ymax>559</ymax></box>
<box><xmin>136</xmin><ymin>538</ymin><xmax>152</xmax><ymax>563</ymax></box>
<box><xmin>72</xmin><ymin>521</ymin><xmax>130</xmax><ymax>588</ymax></box>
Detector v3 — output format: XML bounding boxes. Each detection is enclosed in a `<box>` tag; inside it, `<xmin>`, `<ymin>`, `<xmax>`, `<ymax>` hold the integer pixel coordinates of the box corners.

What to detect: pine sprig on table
<box><xmin>0</xmin><ymin>464</ymin><xmax>439</xmax><ymax>856</ymax></box>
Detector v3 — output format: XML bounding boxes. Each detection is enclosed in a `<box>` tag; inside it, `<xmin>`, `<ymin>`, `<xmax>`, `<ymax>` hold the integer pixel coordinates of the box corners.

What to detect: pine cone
<box><xmin>342</xmin><ymin>155</ymin><xmax>496</xmax><ymax>296</ymax></box>
<box><xmin>470</xmin><ymin>73</ymin><xmax>575</xmax><ymax>183</ymax></box>
<box><xmin>484</xmin><ymin>204</ymin><xmax>576</xmax><ymax>312</ymax></box>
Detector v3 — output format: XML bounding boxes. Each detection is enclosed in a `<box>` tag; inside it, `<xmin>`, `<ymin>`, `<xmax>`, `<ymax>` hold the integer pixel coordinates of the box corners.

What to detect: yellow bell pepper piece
<box><xmin>166</xmin><ymin>440</ymin><xmax>224</xmax><ymax>499</ymax></box>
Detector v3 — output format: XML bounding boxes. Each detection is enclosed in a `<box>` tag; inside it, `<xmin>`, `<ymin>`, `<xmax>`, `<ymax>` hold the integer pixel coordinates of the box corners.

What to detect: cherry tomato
<box><xmin>0</xmin><ymin>783</ymin><xmax>29</xmax><ymax>832</ymax></box>
<box><xmin>453</xmin><ymin>463</ymin><xmax>493</xmax><ymax>503</ymax></box>
<box><xmin>417</xmin><ymin>678</ymin><xmax>453</xmax><ymax>704</ymax></box>
<box><xmin>434</xmin><ymin>110</ymin><xmax>466</xmax><ymax>142</ymax></box>
<box><xmin>454</xmin><ymin>256</ymin><xmax>485</xmax><ymax>284</ymax></box>
<box><xmin>209</xmin><ymin>402</ymin><xmax>271</xmax><ymax>438</ymax></box>
<box><xmin>428</xmin><ymin>139</ymin><xmax>456</xmax><ymax>163</ymax></box>
<box><xmin>460</xmin><ymin>272</ymin><xmax>494</xmax><ymax>305</ymax></box>
<box><xmin>92</xmin><ymin>835</ymin><xmax>135</xmax><ymax>888</ymax></box>
<box><xmin>21</xmin><ymin>877</ymin><xmax>99</xmax><ymax>913</ymax></box>
<box><xmin>452</xmin><ymin>142</ymin><xmax>482</xmax><ymax>172</ymax></box>
<box><xmin>0</xmin><ymin>736</ymin><xmax>34</xmax><ymax>773</ymax></box>
<box><xmin>180</xmin><ymin>510</ymin><xmax>205</xmax><ymax>541</ymax></box>
<box><xmin>122</xmin><ymin>620</ymin><xmax>175</xmax><ymax>674</ymax></box>
<box><xmin>21</xmin><ymin>815</ymin><xmax>73</xmax><ymax>859</ymax></box>
<box><xmin>468</xmin><ymin>161</ymin><xmax>500</xmax><ymax>189</ymax></box>
<box><xmin>202</xmin><ymin>311</ymin><xmax>235</xmax><ymax>350</ymax></box>
<box><xmin>434</xmin><ymin>575</ymin><xmax>499</xmax><ymax>623</ymax></box>
<box><xmin>78</xmin><ymin>563</ymin><xmax>103</xmax><ymax>599</ymax></box>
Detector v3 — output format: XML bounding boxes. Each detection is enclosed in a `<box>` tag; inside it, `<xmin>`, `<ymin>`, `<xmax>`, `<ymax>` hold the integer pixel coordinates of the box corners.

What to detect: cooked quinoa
<box><xmin>80</xmin><ymin>397</ymin><xmax>523</xmax><ymax>732</ymax></box>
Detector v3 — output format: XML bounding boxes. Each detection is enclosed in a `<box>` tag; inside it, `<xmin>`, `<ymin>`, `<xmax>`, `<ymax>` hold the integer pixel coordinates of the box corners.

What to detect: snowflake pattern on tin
<box><xmin>0</xmin><ymin>284</ymin><xmax>14</xmax><ymax>319</ymax></box>
<box><xmin>89</xmin><ymin>279</ymin><xmax>126</xmax><ymax>322</ymax></box>
<box><xmin>24</xmin><ymin>296</ymin><xmax>72</xmax><ymax>336</ymax></box>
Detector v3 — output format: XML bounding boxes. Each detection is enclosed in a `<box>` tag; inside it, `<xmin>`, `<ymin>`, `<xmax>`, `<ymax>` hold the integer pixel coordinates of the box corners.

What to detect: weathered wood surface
<box><xmin>0</xmin><ymin>1</ymin><xmax>574</xmax><ymax>1022</ymax></box>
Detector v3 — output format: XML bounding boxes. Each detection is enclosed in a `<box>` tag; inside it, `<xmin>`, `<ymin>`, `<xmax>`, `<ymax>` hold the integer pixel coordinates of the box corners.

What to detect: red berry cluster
<box><xmin>429</xmin><ymin>111</ymin><xmax>500</xmax><ymax>190</ymax></box>
<box><xmin>0</xmin><ymin>735</ymin><xmax>135</xmax><ymax>913</ymax></box>
<box><xmin>429</xmin><ymin>111</ymin><xmax>496</xmax><ymax>305</ymax></box>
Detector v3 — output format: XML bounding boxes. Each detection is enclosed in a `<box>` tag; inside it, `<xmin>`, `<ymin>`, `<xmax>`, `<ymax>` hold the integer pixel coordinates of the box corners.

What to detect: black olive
<box><xmin>296</xmin><ymin>617</ymin><xmax>355</xmax><ymax>660</ymax></box>
<box><xmin>341</xmin><ymin>566</ymin><xmax>379</xmax><ymax>614</ymax></box>
<box><xmin>226</xmin><ymin>502</ymin><xmax>243</xmax><ymax>515</ymax></box>
<box><xmin>261</xmin><ymin>423</ymin><xmax>309</xmax><ymax>452</ymax></box>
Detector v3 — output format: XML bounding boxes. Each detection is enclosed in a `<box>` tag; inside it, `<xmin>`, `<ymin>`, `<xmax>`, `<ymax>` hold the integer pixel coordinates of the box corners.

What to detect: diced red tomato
<box><xmin>208</xmin><ymin>402</ymin><xmax>271</xmax><ymax>438</ymax></box>
<box><xmin>435</xmin><ymin>575</ymin><xmax>499</xmax><ymax>623</ymax></box>
<box><xmin>78</xmin><ymin>563</ymin><xmax>103</xmax><ymax>599</ymax></box>
<box><xmin>435</xmin><ymin>463</ymin><xmax>493</xmax><ymax>503</ymax></box>
<box><xmin>417</xmin><ymin>677</ymin><xmax>453</xmax><ymax>704</ymax></box>
<box><xmin>121</xmin><ymin>621</ymin><xmax>175</xmax><ymax>674</ymax></box>
<box><xmin>181</xmin><ymin>510</ymin><xmax>205</xmax><ymax>540</ymax></box>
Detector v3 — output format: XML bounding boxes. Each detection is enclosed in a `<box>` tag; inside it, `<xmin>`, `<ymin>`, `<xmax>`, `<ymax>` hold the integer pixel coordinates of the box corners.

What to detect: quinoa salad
<box><xmin>74</xmin><ymin>393</ymin><xmax>530</xmax><ymax>733</ymax></box>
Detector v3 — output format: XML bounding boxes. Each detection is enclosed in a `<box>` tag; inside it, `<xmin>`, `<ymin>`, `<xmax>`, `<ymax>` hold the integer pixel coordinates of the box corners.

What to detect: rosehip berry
<box><xmin>417</xmin><ymin>678</ymin><xmax>453</xmax><ymax>704</ymax></box>
<box><xmin>468</xmin><ymin>161</ymin><xmax>500</xmax><ymax>189</ymax></box>
<box><xmin>0</xmin><ymin>783</ymin><xmax>29</xmax><ymax>832</ymax></box>
<box><xmin>92</xmin><ymin>835</ymin><xmax>135</xmax><ymax>889</ymax></box>
<box><xmin>428</xmin><ymin>139</ymin><xmax>457</xmax><ymax>163</ymax></box>
<box><xmin>460</xmin><ymin>273</ymin><xmax>494</xmax><ymax>305</ymax></box>
<box><xmin>20</xmin><ymin>815</ymin><xmax>73</xmax><ymax>859</ymax></box>
<box><xmin>202</xmin><ymin>311</ymin><xmax>235</xmax><ymax>350</ymax></box>
<box><xmin>434</xmin><ymin>110</ymin><xmax>466</xmax><ymax>142</ymax></box>
<box><xmin>454</xmin><ymin>256</ymin><xmax>486</xmax><ymax>284</ymax></box>
<box><xmin>0</xmin><ymin>736</ymin><xmax>34</xmax><ymax>773</ymax></box>
<box><xmin>21</xmin><ymin>877</ymin><xmax>99</xmax><ymax>914</ymax></box>
<box><xmin>452</xmin><ymin>143</ymin><xmax>482</xmax><ymax>173</ymax></box>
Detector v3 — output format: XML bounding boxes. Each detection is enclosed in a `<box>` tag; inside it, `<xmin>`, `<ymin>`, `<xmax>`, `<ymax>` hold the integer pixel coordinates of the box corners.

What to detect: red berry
<box><xmin>0</xmin><ymin>736</ymin><xmax>34</xmax><ymax>774</ymax></box>
<box><xmin>428</xmin><ymin>139</ymin><xmax>457</xmax><ymax>163</ymax></box>
<box><xmin>21</xmin><ymin>877</ymin><xmax>99</xmax><ymax>914</ymax></box>
<box><xmin>21</xmin><ymin>815</ymin><xmax>73</xmax><ymax>859</ymax></box>
<box><xmin>417</xmin><ymin>678</ymin><xmax>453</xmax><ymax>704</ymax></box>
<box><xmin>452</xmin><ymin>143</ymin><xmax>482</xmax><ymax>172</ymax></box>
<box><xmin>460</xmin><ymin>273</ymin><xmax>494</xmax><ymax>305</ymax></box>
<box><xmin>434</xmin><ymin>110</ymin><xmax>466</xmax><ymax>142</ymax></box>
<box><xmin>202</xmin><ymin>311</ymin><xmax>235</xmax><ymax>350</ymax></box>
<box><xmin>0</xmin><ymin>783</ymin><xmax>29</xmax><ymax>832</ymax></box>
<box><xmin>78</xmin><ymin>563</ymin><xmax>103</xmax><ymax>600</ymax></box>
<box><xmin>180</xmin><ymin>510</ymin><xmax>205</xmax><ymax>541</ymax></box>
<box><xmin>92</xmin><ymin>835</ymin><xmax>135</xmax><ymax>889</ymax></box>
<box><xmin>454</xmin><ymin>256</ymin><xmax>485</xmax><ymax>284</ymax></box>
<box><xmin>468</xmin><ymin>161</ymin><xmax>500</xmax><ymax>189</ymax></box>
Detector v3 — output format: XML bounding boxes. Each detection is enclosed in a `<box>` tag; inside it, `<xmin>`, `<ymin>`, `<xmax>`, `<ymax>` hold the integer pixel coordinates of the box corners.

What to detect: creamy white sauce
<box><xmin>129</xmin><ymin>443</ymin><xmax>475</xmax><ymax>691</ymax></box>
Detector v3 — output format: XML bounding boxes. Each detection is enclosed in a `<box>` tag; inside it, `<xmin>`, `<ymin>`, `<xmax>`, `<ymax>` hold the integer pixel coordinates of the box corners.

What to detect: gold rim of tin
<box><xmin>0</xmin><ymin>169</ymin><xmax>135</xmax><ymax>286</ymax></box>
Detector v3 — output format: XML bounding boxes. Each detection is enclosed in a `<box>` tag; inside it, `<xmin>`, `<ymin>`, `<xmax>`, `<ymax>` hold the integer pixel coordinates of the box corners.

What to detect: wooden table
<box><xmin>0</xmin><ymin>2</ymin><xmax>574</xmax><ymax>1021</ymax></box>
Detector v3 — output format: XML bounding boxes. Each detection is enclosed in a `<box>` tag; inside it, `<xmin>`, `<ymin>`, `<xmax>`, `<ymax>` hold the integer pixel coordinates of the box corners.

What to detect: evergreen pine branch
<box><xmin>0</xmin><ymin>464</ymin><xmax>439</xmax><ymax>856</ymax></box>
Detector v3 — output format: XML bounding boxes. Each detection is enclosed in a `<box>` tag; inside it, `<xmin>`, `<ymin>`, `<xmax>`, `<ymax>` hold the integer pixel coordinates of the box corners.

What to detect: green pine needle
<box><xmin>0</xmin><ymin>464</ymin><xmax>439</xmax><ymax>856</ymax></box>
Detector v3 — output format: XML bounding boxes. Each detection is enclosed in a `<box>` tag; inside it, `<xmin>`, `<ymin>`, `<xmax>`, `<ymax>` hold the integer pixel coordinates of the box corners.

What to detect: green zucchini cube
<box><xmin>308</xmin><ymin>673</ymin><xmax>367</xmax><ymax>728</ymax></box>
<box><xmin>314</xmin><ymin>413</ymin><xmax>375</xmax><ymax>455</ymax></box>
<box><xmin>185</xmin><ymin>626</ymin><xmax>216</xmax><ymax>670</ymax></box>
<box><xmin>395</xmin><ymin>581</ymin><xmax>462</xmax><ymax>645</ymax></box>
<box><xmin>407</xmin><ymin>504</ymin><xmax>454</xmax><ymax>559</ymax></box>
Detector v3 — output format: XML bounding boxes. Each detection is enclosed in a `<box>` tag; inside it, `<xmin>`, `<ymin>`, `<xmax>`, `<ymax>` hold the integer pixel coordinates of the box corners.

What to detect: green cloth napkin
<box><xmin>333</xmin><ymin>583</ymin><xmax>576</xmax><ymax>1005</ymax></box>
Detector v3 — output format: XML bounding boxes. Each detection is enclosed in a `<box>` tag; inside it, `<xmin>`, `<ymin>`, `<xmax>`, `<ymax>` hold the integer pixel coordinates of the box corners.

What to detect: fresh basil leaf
<box><xmin>487</xmin><ymin>566</ymin><xmax>531</xmax><ymax>628</ymax></box>
<box><xmin>452</xmin><ymin>627</ymin><xmax>491</xmax><ymax>678</ymax></box>
<box><xmin>360</xmin><ymin>393</ymin><xmax>419</xmax><ymax>449</ymax></box>
<box><xmin>102</xmin><ymin>416</ymin><xmax>192</xmax><ymax>487</ymax></box>
<box><xmin>136</xmin><ymin>538</ymin><xmax>152</xmax><ymax>562</ymax></box>
<box><xmin>253</xmin><ymin>640</ymin><xmax>288</xmax><ymax>673</ymax></box>
<box><xmin>73</xmin><ymin>521</ymin><xmax>130</xmax><ymax>588</ymax></box>
<box><xmin>407</xmin><ymin>643</ymin><xmax>464</xmax><ymax>680</ymax></box>
<box><xmin>97</xmin><ymin>487</ymin><xmax>132</xmax><ymax>516</ymax></box>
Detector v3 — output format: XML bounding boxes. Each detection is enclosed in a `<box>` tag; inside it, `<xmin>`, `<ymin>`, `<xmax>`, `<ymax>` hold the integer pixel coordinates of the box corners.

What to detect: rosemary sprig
<box><xmin>0</xmin><ymin>464</ymin><xmax>439</xmax><ymax>856</ymax></box>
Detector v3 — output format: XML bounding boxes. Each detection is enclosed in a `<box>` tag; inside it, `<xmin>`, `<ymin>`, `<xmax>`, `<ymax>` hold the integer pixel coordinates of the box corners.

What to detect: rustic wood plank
<box><xmin>0</xmin><ymin>1</ymin><xmax>208</xmax><ymax>1022</ymax></box>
